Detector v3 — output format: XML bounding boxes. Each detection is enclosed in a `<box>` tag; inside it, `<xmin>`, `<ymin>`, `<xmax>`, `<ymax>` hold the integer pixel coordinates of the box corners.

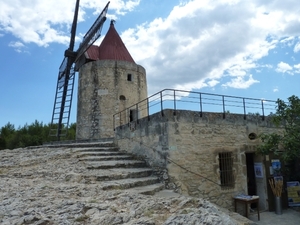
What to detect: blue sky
<box><xmin>0</xmin><ymin>0</ymin><xmax>299</xmax><ymax>128</ymax></box>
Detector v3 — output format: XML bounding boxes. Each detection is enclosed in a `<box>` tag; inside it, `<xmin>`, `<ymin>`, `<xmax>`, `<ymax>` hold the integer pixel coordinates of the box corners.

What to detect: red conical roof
<box><xmin>84</xmin><ymin>21</ymin><xmax>135</xmax><ymax>63</ymax></box>
<box><xmin>98</xmin><ymin>21</ymin><xmax>135</xmax><ymax>63</ymax></box>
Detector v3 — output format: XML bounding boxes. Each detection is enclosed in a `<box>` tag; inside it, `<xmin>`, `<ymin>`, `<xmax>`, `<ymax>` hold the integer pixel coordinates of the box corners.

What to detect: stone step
<box><xmin>86</xmin><ymin>160</ymin><xmax>147</xmax><ymax>169</ymax></box>
<box><xmin>78</xmin><ymin>141</ymin><xmax>115</xmax><ymax>148</ymax></box>
<box><xmin>74</xmin><ymin>147</ymin><xmax>119</xmax><ymax>153</ymax></box>
<box><xmin>43</xmin><ymin>141</ymin><xmax>115</xmax><ymax>148</ymax></box>
<box><xmin>73</xmin><ymin>142</ymin><xmax>165</xmax><ymax>196</ymax></box>
<box><xmin>77</xmin><ymin>151</ymin><xmax>127</xmax><ymax>157</ymax></box>
<box><xmin>100</xmin><ymin>176</ymin><xmax>160</xmax><ymax>190</ymax></box>
<box><xmin>82</xmin><ymin>168</ymin><xmax>154</xmax><ymax>182</ymax></box>
<box><xmin>126</xmin><ymin>183</ymin><xmax>165</xmax><ymax>195</ymax></box>
<box><xmin>79</xmin><ymin>155</ymin><xmax>134</xmax><ymax>161</ymax></box>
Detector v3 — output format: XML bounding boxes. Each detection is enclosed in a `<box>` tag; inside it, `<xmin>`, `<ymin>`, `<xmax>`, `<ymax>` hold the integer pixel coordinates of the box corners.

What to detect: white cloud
<box><xmin>262</xmin><ymin>64</ymin><xmax>273</xmax><ymax>69</ymax></box>
<box><xmin>80</xmin><ymin>0</ymin><xmax>140</xmax><ymax>16</ymax></box>
<box><xmin>294</xmin><ymin>63</ymin><xmax>300</xmax><ymax>69</ymax></box>
<box><xmin>294</xmin><ymin>63</ymin><xmax>300</xmax><ymax>73</ymax></box>
<box><xmin>273</xmin><ymin>88</ymin><xmax>279</xmax><ymax>92</ymax></box>
<box><xmin>280</xmin><ymin>36</ymin><xmax>295</xmax><ymax>46</ymax></box>
<box><xmin>8</xmin><ymin>41</ymin><xmax>25</xmax><ymax>52</ymax></box>
<box><xmin>221</xmin><ymin>75</ymin><xmax>259</xmax><ymax>89</ymax></box>
<box><xmin>0</xmin><ymin>0</ymin><xmax>140</xmax><ymax>47</ymax></box>
<box><xmin>274</xmin><ymin>62</ymin><xmax>300</xmax><ymax>74</ymax></box>
<box><xmin>121</xmin><ymin>0</ymin><xmax>300</xmax><ymax>94</ymax></box>
<box><xmin>0</xmin><ymin>1</ymin><xmax>75</xmax><ymax>47</ymax></box>
<box><xmin>294</xmin><ymin>42</ymin><xmax>300</xmax><ymax>53</ymax></box>
<box><xmin>275</xmin><ymin>61</ymin><xmax>293</xmax><ymax>74</ymax></box>
<box><xmin>207</xmin><ymin>80</ymin><xmax>219</xmax><ymax>87</ymax></box>
<box><xmin>8</xmin><ymin>41</ymin><xmax>24</xmax><ymax>48</ymax></box>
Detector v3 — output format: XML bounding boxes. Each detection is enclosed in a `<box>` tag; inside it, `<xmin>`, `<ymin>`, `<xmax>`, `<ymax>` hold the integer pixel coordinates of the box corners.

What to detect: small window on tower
<box><xmin>127</xmin><ymin>74</ymin><xmax>132</xmax><ymax>81</ymax></box>
<box><xmin>119</xmin><ymin>95</ymin><xmax>126</xmax><ymax>100</ymax></box>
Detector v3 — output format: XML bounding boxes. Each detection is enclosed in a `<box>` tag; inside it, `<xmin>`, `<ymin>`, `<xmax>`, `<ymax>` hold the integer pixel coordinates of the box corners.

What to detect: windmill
<box><xmin>49</xmin><ymin>0</ymin><xmax>110</xmax><ymax>140</ymax></box>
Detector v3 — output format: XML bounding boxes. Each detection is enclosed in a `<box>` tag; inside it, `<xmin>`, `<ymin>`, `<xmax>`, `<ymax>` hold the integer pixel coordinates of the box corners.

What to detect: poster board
<box><xmin>287</xmin><ymin>181</ymin><xmax>300</xmax><ymax>206</ymax></box>
<box><xmin>271</xmin><ymin>159</ymin><xmax>281</xmax><ymax>176</ymax></box>
<box><xmin>254</xmin><ymin>163</ymin><xmax>263</xmax><ymax>178</ymax></box>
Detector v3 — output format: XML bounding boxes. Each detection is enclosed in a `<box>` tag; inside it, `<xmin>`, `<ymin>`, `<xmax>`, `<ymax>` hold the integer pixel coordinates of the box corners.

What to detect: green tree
<box><xmin>66</xmin><ymin>123</ymin><xmax>76</xmax><ymax>140</ymax></box>
<box><xmin>0</xmin><ymin>121</ymin><xmax>76</xmax><ymax>149</ymax></box>
<box><xmin>0</xmin><ymin>122</ymin><xmax>15</xmax><ymax>149</ymax></box>
<box><xmin>257</xmin><ymin>95</ymin><xmax>300</xmax><ymax>180</ymax></box>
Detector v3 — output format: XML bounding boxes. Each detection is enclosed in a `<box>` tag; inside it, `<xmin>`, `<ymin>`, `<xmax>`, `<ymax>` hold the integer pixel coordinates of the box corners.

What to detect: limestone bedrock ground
<box><xmin>0</xmin><ymin>146</ymin><xmax>252</xmax><ymax>225</ymax></box>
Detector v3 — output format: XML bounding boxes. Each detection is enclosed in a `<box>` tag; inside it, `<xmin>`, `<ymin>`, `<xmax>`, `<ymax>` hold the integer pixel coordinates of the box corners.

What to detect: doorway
<box><xmin>129</xmin><ymin>109</ymin><xmax>139</xmax><ymax>122</ymax></box>
<box><xmin>246</xmin><ymin>153</ymin><xmax>257</xmax><ymax>207</ymax></box>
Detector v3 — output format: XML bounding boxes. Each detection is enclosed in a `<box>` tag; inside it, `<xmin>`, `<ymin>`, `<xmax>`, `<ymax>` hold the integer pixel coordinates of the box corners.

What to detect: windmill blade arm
<box><xmin>69</xmin><ymin>0</ymin><xmax>80</xmax><ymax>51</ymax></box>
<box><xmin>58</xmin><ymin>57</ymin><xmax>67</xmax><ymax>80</ymax></box>
<box><xmin>75</xmin><ymin>1</ymin><xmax>110</xmax><ymax>61</ymax></box>
<box><xmin>58</xmin><ymin>57</ymin><xmax>73</xmax><ymax>89</ymax></box>
<box><xmin>77</xmin><ymin>16</ymin><xmax>106</xmax><ymax>57</ymax></box>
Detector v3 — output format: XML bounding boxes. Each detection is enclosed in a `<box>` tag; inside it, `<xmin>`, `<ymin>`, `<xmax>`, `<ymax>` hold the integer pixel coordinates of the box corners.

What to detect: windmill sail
<box><xmin>49</xmin><ymin>1</ymin><xmax>110</xmax><ymax>140</ymax></box>
<box><xmin>58</xmin><ymin>57</ymin><xmax>68</xmax><ymax>89</ymax></box>
<box><xmin>75</xmin><ymin>2</ymin><xmax>109</xmax><ymax>66</ymax></box>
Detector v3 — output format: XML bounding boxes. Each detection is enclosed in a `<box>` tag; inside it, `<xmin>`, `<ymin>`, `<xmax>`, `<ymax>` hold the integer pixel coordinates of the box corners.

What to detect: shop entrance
<box><xmin>246</xmin><ymin>153</ymin><xmax>257</xmax><ymax>208</ymax></box>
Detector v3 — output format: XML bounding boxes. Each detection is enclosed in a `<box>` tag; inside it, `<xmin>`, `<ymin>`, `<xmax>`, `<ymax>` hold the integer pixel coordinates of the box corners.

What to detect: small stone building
<box><xmin>76</xmin><ymin>21</ymin><xmax>147</xmax><ymax>140</ymax></box>
<box><xmin>115</xmin><ymin>109</ymin><xmax>286</xmax><ymax>211</ymax></box>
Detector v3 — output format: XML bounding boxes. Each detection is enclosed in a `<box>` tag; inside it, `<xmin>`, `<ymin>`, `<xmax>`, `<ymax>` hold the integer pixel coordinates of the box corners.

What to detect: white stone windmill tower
<box><xmin>76</xmin><ymin>20</ymin><xmax>148</xmax><ymax>140</ymax></box>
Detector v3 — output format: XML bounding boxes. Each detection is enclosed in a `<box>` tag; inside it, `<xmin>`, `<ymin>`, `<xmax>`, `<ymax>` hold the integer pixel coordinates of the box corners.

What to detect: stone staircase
<box><xmin>74</xmin><ymin>141</ymin><xmax>164</xmax><ymax>195</ymax></box>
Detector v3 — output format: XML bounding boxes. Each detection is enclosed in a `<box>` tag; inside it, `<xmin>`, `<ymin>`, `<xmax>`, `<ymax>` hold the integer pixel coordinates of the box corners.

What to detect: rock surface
<box><xmin>0</xmin><ymin>146</ymin><xmax>251</xmax><ymax>225</ymax></box>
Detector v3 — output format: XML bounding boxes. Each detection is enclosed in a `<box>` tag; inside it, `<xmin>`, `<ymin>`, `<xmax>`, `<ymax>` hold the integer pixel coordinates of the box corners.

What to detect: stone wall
<box><xmin>77</xmin><ymin>60</ymin><xmax>147</xmax><ymax>140</ymax></box>
<box><xmin>115</xmin><ymin>109</ymin><xmax>281</xmax><ymax>210</ymax></box>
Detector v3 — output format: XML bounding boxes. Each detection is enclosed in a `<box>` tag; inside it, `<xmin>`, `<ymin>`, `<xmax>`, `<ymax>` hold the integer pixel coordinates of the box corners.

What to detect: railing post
<box><xmin>127</xmin><ymin>109</ymin><xmax>130</xmax><ymax>127</ymax></box>
<box><xmin>113</xmin><ymin>114</ymin><xmax>115</xmax><ymax>131</ymax></box>
<box><xmin>119</xmin><ymin>112</ymin><xmax>122</xmax><ymax>127</ymax></box>
<box><xmin>222</xmin><ymin>95</ymin><xmax>225</xmax><ymax>119</ymax></box>
<box><xmin>261</xmin><ymin>100</ymin><xmax>265</xmax><ymax>120</ymax></box>
<box><xmin>199</xmin><ymin>93</ymin><xmax>202</xmax><ymax>117</ymax></box>
<box><xmin>243</xmin><ymin>98</ymin><xmax>246</xmax><ymax>120</ymax></box>
<box><xmin>173</xmin><ymin>90</ymin><xmax>176</xmax><ymax>115</ymax></box>
<box><xmin>160</xmin><ymin>91</ymin><xmax>164</xmax><ymax>116</ymax></box>
<box><xmin>147</xmin><ymin>98</ymin><xmax>150</xmax><ymax>121</ymax></box>
<box><xmin>136</xmin><ymin>103</ymin><xmax>139</xmax><ymax>124</ymax></box>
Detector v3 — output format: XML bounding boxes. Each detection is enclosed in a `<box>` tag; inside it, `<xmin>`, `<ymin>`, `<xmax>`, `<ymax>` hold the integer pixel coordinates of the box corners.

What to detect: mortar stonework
<box><xmin>77</xmin><ymin>60</ymin><xmax>147</xmax><ymax>140</ymax></box>
<box><xmin>115</xmin><ymin>109</ymin><xmax>281</xmax><ymax>209</ymax></box>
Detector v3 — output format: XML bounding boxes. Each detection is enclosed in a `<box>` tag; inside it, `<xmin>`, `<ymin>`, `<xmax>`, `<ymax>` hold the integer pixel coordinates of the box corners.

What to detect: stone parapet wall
<box><xmin>115</xmin><ymin>111</ymin><xmax>169</xmax><ymax>168</ymax></box>
<box><xmin>115</xmin><ymin>109</ymin><xmax>281</xmax><ymax>209</ymax></box>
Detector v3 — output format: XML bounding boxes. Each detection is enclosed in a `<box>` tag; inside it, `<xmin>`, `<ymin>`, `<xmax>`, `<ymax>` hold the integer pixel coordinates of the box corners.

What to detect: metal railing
<box><xmin>113</xmin><ymin>89</ymin><xmax>278</xmax><ymax>129</ymax></box>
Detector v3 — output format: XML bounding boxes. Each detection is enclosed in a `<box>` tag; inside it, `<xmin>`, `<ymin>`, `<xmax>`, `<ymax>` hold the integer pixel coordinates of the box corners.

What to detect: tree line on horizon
<box><xmin>0</xmin><ymin>121</ymin><xmax>76</xmax><ymax>150</ymax></box>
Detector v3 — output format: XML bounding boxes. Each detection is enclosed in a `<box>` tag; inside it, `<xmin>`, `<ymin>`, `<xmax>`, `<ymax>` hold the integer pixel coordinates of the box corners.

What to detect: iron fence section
<box><xmin>113</xmin><ymin>89</ymin><xmax>278</xmax><ymax>129</ymax></box>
